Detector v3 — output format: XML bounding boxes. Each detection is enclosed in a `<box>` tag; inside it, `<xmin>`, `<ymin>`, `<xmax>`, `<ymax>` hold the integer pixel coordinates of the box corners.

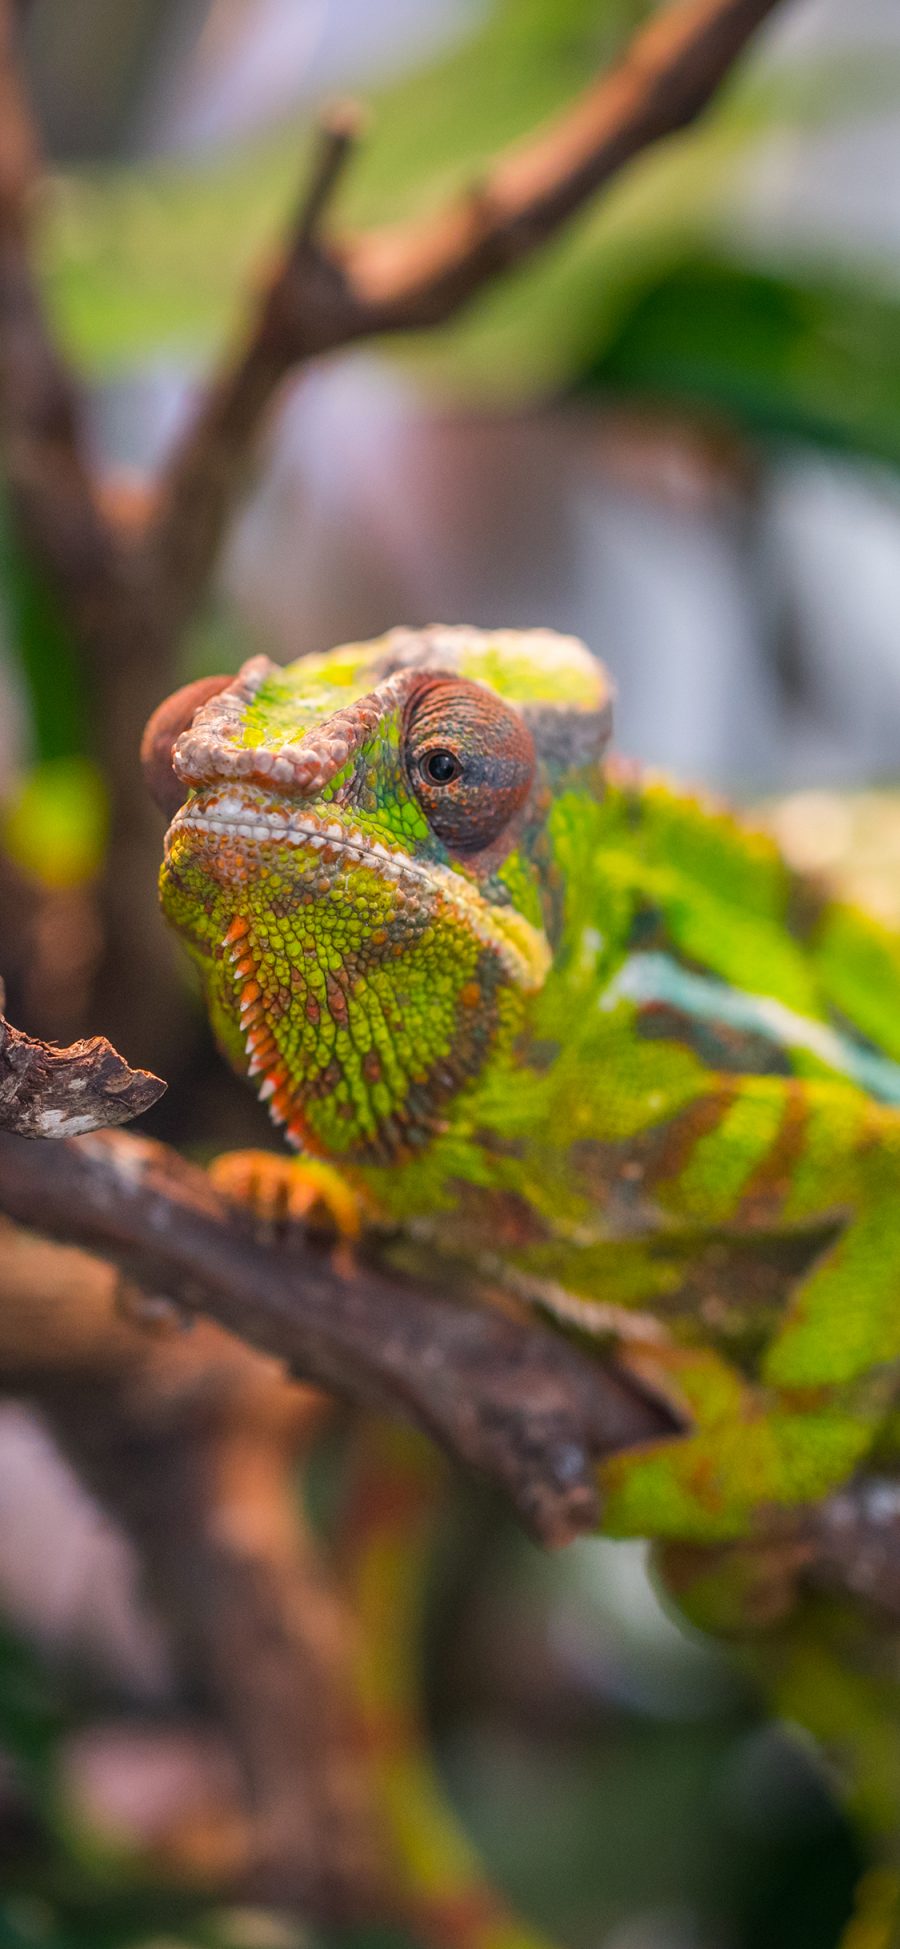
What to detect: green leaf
<box><xmin>0</xmin><ymin>1618</ymin><xmax>67</xmax><ymax>1798</ymax></box>
<box><xmin>0</xmin><ymin>757</ymin><xmax>107</xmax><ymax>889</ymax></box>
<box><xmin>577</xmin><ymin>253</ymin><xmax>900</xmax><ymax>465</ymax></box>
<box><xmin>0</xmin><ymin>491</ymin><xmax>87</xmax><ymax>766</ymax></box>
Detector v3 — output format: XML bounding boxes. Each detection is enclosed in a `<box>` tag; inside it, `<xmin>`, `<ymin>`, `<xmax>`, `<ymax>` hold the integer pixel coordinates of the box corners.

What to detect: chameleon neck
<box><xmin>351</xmin><ymin>781</ymin><xmax>638</xmax><ymax>1227</ymax></box>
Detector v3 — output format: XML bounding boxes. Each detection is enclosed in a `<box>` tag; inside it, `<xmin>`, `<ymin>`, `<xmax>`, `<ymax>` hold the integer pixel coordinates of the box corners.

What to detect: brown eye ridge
<box><xmin>406</xmin><ymin>677</ymin><xmax>535</xmax><ymax>853</ymax></box>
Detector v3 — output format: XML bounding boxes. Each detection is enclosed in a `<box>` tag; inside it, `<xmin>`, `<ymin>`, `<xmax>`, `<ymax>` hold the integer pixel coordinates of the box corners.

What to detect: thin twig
<box><xmin>295</xmin><ymin>101</ymin><xmax>364</xmax><ymax>251</ymax></box>
<box><xmin>0</xmin><ymin>1126</ymin><xmax>677</xmax><ymax>1547</ymax></box>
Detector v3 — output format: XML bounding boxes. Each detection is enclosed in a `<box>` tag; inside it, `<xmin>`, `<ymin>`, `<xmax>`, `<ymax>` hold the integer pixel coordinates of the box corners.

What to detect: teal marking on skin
<box><xmin>601</xmin><ymin>951</ymin><xmax>900</xmax><ymax>1107</ymax></box>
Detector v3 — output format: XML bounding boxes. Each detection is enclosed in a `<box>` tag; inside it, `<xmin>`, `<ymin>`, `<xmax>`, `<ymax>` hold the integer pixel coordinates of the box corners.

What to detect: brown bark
<box><xmin>0</xmin><ymin>1123</ymin><xmax>678</xmax><ymax>1548</ymax></box>
<box><xmin>0</xmin><ymin>993</ymin><xmax>163</xmax><ymax>1134</ymax></box>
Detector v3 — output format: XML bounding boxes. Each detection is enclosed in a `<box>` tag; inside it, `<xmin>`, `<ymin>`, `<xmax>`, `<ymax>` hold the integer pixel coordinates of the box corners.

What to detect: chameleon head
<box><xmin>146</xmin><ymin>626</ymin><xmax>612</xmax><ymax>1164</ymax></box>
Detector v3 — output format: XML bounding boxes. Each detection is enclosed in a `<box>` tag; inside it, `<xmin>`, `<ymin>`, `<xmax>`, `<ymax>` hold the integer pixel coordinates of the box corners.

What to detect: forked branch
<box><xmin>146</xmin><ymin>0</ymin><xmax>784</xmax><ymax>641</ymax></box>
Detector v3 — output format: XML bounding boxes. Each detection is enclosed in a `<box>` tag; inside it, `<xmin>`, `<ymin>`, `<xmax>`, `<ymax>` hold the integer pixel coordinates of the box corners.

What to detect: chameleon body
<box><xmin>151</xmin><ymin>627</ymin><xmax>900</xmax><ymax>1945</ymax></box>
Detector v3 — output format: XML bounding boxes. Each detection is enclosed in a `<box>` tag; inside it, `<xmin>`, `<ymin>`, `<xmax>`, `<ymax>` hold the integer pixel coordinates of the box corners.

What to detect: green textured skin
<box><xmin>159</xmin><ymin>626</ymin><xmax>900</xmax><ymax>1552</ymax></box>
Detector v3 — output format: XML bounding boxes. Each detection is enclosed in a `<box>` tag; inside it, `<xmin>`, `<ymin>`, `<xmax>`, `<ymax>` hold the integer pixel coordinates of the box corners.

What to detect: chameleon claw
<box><xmin>208</xmin><ymin>1149</ymin><xmax>364</xmax><ymax>1244</ymax></box>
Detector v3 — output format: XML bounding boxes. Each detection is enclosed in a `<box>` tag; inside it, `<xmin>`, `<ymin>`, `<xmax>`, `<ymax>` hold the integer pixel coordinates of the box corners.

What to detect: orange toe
<box><xmin>209</xmin><ymin>1150</ymin><xmax>364</xmax><ymax>1242</ymax></box>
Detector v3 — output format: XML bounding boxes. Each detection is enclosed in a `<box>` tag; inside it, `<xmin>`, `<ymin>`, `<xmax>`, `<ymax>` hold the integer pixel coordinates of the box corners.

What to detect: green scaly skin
<box><xmin>156</xmin><ymin>626</ymin><xmax>900</xmax><ymax>1946</ymax></box>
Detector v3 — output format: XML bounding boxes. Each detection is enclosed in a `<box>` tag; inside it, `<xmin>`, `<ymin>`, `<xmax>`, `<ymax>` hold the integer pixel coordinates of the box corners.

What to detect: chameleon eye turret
<box><xmin>405</xmin><ymin>676</ymin><xmax>536</xmax><ymax>853</ymax></box>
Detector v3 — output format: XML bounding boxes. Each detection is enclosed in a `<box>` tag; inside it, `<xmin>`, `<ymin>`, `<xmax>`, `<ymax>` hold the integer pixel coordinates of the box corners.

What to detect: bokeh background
<box><xmin>2</xmin><ymin>2</ymin><xmax>900</xmax><ymax>1945</ymax></box>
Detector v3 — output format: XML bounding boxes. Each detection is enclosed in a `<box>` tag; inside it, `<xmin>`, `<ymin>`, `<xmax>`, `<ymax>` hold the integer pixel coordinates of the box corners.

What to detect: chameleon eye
<box><xmin>406</xmin><ymin>678</ymin><xmax>535</xmax><ymax>853</ymax></box>
<box><xmin>422</xmin><ymin>749</ymin><xmax>463</xmax><ymax>785</ymax></box>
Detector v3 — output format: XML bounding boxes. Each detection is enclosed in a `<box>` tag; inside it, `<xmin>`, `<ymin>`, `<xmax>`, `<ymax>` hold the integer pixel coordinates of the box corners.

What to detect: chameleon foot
<box><xmin>209</xmin><ymin>1149</ymin><xmax>363</xmax><ymax>1243</ymax></box>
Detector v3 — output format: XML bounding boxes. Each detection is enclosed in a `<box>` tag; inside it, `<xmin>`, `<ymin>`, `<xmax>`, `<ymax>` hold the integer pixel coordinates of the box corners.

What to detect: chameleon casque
<box><xmin>145</xmin><ymin>626</ymin><xmax>900</xmax><ymax>1949</ymax></box>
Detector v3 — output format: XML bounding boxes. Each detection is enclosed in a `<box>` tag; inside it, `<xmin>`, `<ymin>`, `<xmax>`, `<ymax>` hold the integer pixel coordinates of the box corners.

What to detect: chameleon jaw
<box><xmin>163</xmin><ymin>787</ymin><xmax>552</xmax><ymax>1163</ymax></box>
<box><xmin>167</xmin><ymin>794</ymin><xmax>550</xmax><ymax>994</ymax></box>
<box><xmin>170</xmin><ymin>797</ymin><xmax>412</xmax><ymax>877</ymax></box>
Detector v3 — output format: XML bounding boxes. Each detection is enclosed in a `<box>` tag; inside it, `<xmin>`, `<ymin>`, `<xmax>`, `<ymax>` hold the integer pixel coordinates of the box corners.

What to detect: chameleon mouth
<box><xmin>168</xmin><ymin>793</ymin><xmax>550</xmax><ymax>992</ymax></box>
<box><xmin>169</xmin><ymin>794</ymin><xmax>414</xmax><ymax>880</ymax></box>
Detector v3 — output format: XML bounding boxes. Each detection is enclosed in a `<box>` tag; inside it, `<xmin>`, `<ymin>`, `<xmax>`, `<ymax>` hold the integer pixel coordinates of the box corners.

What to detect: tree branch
<box><xmin>148</xmin><ymin>0</ymin><xmax>784</xmax><ymax>638</ymax></box>
<box><xmin>0</xmin><ymin>1125</ymin><xmax>677</xmax><ymax>1548</ymax></box>
<box><xmin>0</xmin><ymin>990</ymin><xmax>164</xmax><ymax>1135</ymax></box>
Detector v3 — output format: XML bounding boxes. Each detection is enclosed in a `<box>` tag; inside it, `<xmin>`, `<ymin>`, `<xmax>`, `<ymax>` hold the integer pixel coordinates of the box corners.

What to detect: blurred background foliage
<box><xmin>30</xmin><ymin>0</ymin><xmax>900</xmax><ymax>424</ymax></box>
<box><xmin>2</xmin><ymin>2</ymin><xmax>900</xmax><ymax>1946</ymax></box>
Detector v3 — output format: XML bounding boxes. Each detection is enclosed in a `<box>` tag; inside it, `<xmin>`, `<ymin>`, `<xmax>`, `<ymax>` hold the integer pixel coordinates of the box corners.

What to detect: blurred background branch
<box><xmin>147</xmin><ymin>0</ymin><xmax>784</xmax><ymax>638</ymax></box>
<box><xmin>0</xmin><ymin>1222</ymin><xmax>379</xmax><ymax>1915</ymax></box>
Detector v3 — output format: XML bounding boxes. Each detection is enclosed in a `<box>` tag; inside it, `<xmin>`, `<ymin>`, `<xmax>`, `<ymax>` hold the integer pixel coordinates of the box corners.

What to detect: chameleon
<box><xmin>144</xmin><ymin>625</ymin><xmax>900</xmax><ymax>1949</ymax></box>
